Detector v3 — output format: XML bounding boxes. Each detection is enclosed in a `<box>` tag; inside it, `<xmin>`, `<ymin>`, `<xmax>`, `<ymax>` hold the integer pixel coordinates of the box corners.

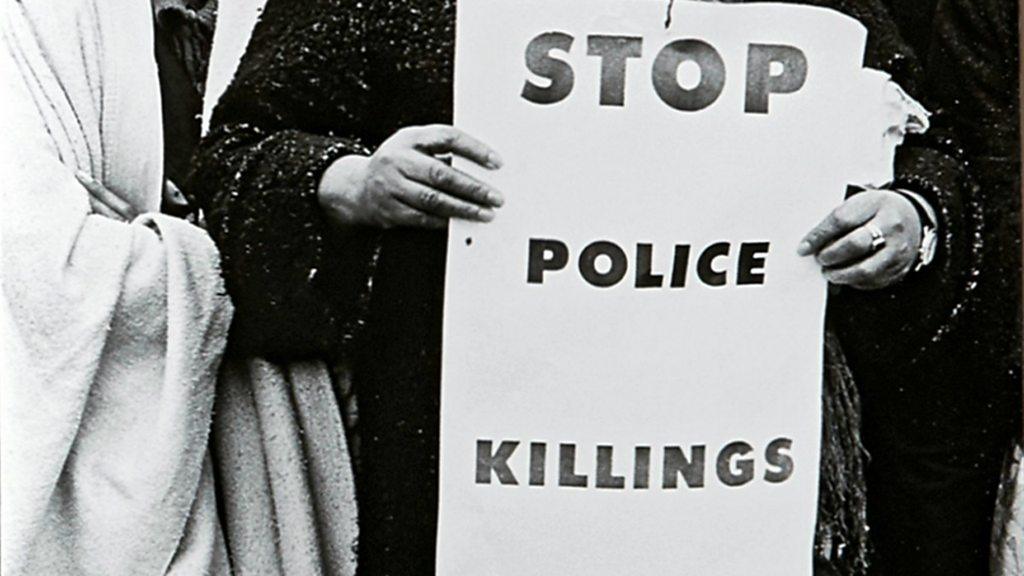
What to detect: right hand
<box><xmin>318</xmin><ymin>125</ymin><xmax>505</xmax><ymax>229</ymax></box>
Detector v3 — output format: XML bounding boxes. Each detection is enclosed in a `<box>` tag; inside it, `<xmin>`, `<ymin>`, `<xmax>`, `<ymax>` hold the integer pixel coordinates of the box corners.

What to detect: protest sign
<box><xmin>440</xmin><ymin>2</ymin><xmax>923</xmax><ymax>573</ymax></box>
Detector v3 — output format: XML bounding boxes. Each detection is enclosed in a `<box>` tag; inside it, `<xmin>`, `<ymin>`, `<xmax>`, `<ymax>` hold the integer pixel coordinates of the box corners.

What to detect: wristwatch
<box><xmin>895</xmin><ymin>189</ymin><xmax>938</xmax><ymax>271</ymax></box>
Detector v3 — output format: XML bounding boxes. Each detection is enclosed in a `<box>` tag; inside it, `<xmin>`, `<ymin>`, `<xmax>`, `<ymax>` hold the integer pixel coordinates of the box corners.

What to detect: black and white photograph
<box><xmin>1</xmin><ymin>0</ymin><xmax>1021</xmax><ymax>575</ymax></box>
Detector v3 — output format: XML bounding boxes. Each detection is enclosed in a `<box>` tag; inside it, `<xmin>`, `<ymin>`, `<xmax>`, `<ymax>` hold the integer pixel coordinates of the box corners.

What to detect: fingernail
<box><xmin>75</xmin><ymin>170</ymin><xmax>91</xmax><ymax>181</ymax></box>
<box><xmin>488</xmin><ymin>190</ymin><xmax>505</xmax><ymax>207</ymax></box>
<box><xmin>478</xmin><ymin>209</ymin><xmax>496</xmax><ymax>222</ymax></box>
<box><xmin>486</xmin><ymin>152</ymin><xmax>504</xmax><ymax>169</ymax></box>
<box><xmin>797</xmin><ymin>240</ymin><xmax>812</xmax><ymax>255</ymax></box>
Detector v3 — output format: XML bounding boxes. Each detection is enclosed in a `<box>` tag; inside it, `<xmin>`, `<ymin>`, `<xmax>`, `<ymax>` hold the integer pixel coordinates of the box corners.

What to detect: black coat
<box><xmin>843</xmin><ymin>2</ymin><xmax>1021</xmax><ymax>575</ymax></box>
<box><xmin>191</xmin><ymin>1</ymin><xmax>980</xmax><ymax>574</ymax></box>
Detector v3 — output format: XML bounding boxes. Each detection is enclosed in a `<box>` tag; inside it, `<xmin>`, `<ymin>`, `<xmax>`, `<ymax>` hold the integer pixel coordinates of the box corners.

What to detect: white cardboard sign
<box><xmin>441</xmin><ymin>2</ymin><xmax>914</xmax><ymax>574</ymax></box>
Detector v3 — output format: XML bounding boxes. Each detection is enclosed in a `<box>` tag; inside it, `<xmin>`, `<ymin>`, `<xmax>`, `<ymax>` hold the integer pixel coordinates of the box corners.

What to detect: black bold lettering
<box><xmin>559</xmin><ymin>443</ymin><xmax>589</xmax><ymax>487</ymax></box>
<box><xmin>595</xmin><ymin>445</ymin><xmax>626</xmax><ymax>489</ymax></box>
<box><xmin>697</xmin><ymin>242</ymin><xmax>730</xmax><ymax>287</ymax></box>
<box><xmin>527</xmin><ymin>238</ymin><xmax>569</xmax><ymax>283</ymax></box>
<box><xmin>652</xmin><ymin>39</ymin><xmax>726</xmax><ymax>112</ymax></box>
<box><xmin>764</xmin><ymin>437</ymin><xmax>795</xmax><ymax>483</ymax></box>
<box><xmin>745</xmin><ymin>44</ymin><xmax>808</xmax><ymax>114</ymax></box>
<box><xmin>716</xmin><ymin>441</ymin><xmax>755</xmax><ymax>487</ymax></box>
<box><xmin>670</xmin><ymin>244</ymin><xmax>691</xmax><ymax>288</ymax></box>
<box><xmin>476</xmin><ymin>439</ymin><xmax>519</xmax><ymax>485</ymax></box>
<box><xmin>634</xmin><ymin>446</ymin><xmax>651</xmax><ymax>489</ymax></box>
<box><xmin>579</xmin><ymin>241</ymin><xmax>628</xmax><ymax>288</ymax></box>
<box><xmin>662</xmin><ymin>445</ymin><xmax>706</xmax><ymax>489</ymax></box>
<box><xmin>737</xmin><ymin>241</ymin><xmax>769</xmax><ymax>285</ymax></box>
<box><xmin>529</xmin><ymin>442</ymin><xmax>547</xmax><ymax>486</ymax></box>
<box><xmin>586</xmin><ymin>35</ymin><xmax>643</xmax><ymax>106</ymax></box>
<box><xmin>522</xmin><ymin>32</ymin><xmax>576</xmax><ymax>104</ymax></box>
<box><xmin>635</xmin><ymin>243</ymin><xmax>665</xmax><ymax>288</ymax></box>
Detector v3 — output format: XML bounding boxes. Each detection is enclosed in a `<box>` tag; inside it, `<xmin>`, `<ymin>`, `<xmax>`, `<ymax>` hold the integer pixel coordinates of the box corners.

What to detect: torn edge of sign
<box><xmin>845</xmin><ymin>68</ymin><xmax>930</xmax><ymax>188</ymax></box>
<box><xmin>656</xmin><ymin>1</ymin><xmax>930</xmax><ymax>190</ymax></box>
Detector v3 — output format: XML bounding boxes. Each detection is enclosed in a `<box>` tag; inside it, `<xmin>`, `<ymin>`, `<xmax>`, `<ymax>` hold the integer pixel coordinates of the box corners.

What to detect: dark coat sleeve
<box><xmin>189</xmin><ymin>0</ymin><xmax>379</xmax><ymax>361</ymax></box>
<box><xmin>797</xmin><ymin>0</ymin><xmax>984</xmax><ymax>371</ymax></box>
<box><xmin>922</xmin><ymin>0</ymin><xmax>1021</xmax><ymax>373</ymax></box>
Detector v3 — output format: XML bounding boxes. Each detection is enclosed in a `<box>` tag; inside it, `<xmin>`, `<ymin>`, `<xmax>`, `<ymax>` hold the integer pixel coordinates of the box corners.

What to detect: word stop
<box><xmin>522</xmin><ymin>32</ymin><xmax>808</xmax><ymax>114</ymax></box>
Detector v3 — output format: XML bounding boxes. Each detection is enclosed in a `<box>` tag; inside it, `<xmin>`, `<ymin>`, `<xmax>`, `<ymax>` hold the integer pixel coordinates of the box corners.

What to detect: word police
<box><xmin>522</xmin><ymin>32</ymin><xmax>808</xmax><ymax>113</ymax></box>
<box><xmin>476</xmin><ymin>439</ymin><xmax>795</xmax><ymax>489</ymax></box>
<box><xmin>527</xmin><ymin>238</ymin><xmax>770</xmax><ymax>288</ymax></box>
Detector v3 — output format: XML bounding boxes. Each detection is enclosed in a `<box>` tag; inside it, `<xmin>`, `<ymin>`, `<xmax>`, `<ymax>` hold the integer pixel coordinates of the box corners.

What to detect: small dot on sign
<box><xmin>465</xmin><ymin>237</ymin><xmax>473</xmax><ymax>246</ymax></box>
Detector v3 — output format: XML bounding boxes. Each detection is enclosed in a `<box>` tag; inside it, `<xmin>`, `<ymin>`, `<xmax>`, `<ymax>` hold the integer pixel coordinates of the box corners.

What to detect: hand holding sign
<box><xmin>798</xmin><ymin>189</ymin><xmax>922</xmax><ymax>290</ymax></box>
<box><xmin>318</xmin><ymin>125</ymin><xmax>505</xmax><ymax>229</ymax></box>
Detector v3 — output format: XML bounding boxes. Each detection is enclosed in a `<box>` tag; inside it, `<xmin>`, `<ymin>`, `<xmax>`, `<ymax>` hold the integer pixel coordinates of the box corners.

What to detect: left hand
<box><xmin>797</xmin><ymin>189</ymin><xmax>921</xmax><ymax>290</ymax></box>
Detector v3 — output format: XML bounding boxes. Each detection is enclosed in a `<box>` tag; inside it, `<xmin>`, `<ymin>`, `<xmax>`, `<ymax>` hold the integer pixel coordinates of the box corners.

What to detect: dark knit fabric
<box><xmin>847</xmin><ymin>2</ymin><xmax>1021</xmax><ymax>575</ymax></box>
<box><xmin>190</xmin><ymin>2</ymin><xmax>978</xmax><ymax>575</ymax></box>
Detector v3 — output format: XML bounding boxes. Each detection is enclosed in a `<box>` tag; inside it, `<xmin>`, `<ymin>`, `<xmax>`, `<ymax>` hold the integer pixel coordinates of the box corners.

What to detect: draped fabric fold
<box><xmin>212</xmin><ymin>358</ymin><xmax>359</xmax><ymax>576</ymax></box>
<box><xmin>0</xmin><ymin>1</ymin><xmax>233</xmax><ymax>573</ymax></box>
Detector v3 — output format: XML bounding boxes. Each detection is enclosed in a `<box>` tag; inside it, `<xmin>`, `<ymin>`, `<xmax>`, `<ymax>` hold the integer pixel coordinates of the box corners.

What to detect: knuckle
<box><xmin>376</xmin><ymin>152</ymin><xmax>396</xmax><ymax>169</ymax></box>
<box><xmin>366</xmin><ymin>174</ymin><xmax>385</xmax><ymax>194</ymax></box>
<box><xmin>861</xmin><ymin>189</ymin><xmax>884</xmax><ymax>206</ymax></box>
<box><xmin>836</xmin><ymin>240</ymin><xmax>856</xmax><ymax>258</ymax></box>
<box><xmin>427</xmin><ymin>162</ymin><xmax>450</xmax><ymax>186</ymax></box>
<box><xmin>464</xmin><ymin>181</ymin><xmax>485</xmax><ymax>200</ymax></box>
<box><xmin>433</xmin><ymin>124</ymin><xmax>456</xmax><ymax>144</ymax></box>
<box><xmin>832</xmin><ymin>210</ymin><xmax>856</xmax><ymax>229</ymax></box>
<box><xmin>419</xmin><ymin>189</ymin><xmax>441</xmax><ymax>209</ymax></box>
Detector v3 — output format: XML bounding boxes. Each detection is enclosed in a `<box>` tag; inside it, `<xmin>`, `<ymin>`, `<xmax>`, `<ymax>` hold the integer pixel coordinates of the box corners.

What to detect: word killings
<box><xmin>522</xmin><ymin>32</ymin><xmax>808</xmax><ymax>113</ymax></box>
<box><xmin>476</xmin><ymin>438</ymin><xmax>795</xmax><ymax>489</ymax></box>
<box><xmin>527</xmin><ymin>238</ymin><xmax>770</xmax><ymax>289</ymax></box>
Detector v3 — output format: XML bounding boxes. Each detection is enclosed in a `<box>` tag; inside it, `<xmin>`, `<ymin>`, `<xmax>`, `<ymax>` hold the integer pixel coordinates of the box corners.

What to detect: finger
<box><xmin>88</xmin><ymin>196</ymin><xmax>127</xmax><ymax>221</ymax></box>
<box><xmin>409</xmin><ymin>125</ymin><xmax>503</xmax><ymax>169</ymax></box>
<box><xmin>76</xmin><ymin>171</ymin><xmax>135</xmax><ymax>220</ymax></box>
<box><xmin>386</xmin><ymin>203</ymin><xmax>449</xmax><ymax>230</ymax></box>
<box><xmin>393</xmin><ymin>180</ymin><xmax>496</xmax><ymax>222</ymax></box>
<box><xmin>798</xmin><ymin>196</ymin><xmax>880</xmax><ymax>256</ymax></box>
<box><xmin>403</xmin><ymin>155</ymin><xmax>504</xmax><ymax>207</ymax></box>
<box><xmin>816</xmin><ymin>225</ymin><xmax>876</xmax><ymax>268</ymax></box>
<box><xmin>822</xmin><ymin>249</ymin><xmax>901</xmax><ymax>290</ymax></box>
